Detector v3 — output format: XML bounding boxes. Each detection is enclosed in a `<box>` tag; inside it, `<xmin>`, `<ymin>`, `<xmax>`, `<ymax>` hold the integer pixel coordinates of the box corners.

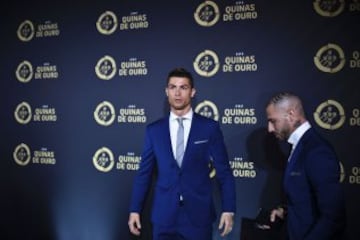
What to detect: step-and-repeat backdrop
<box><xmin>1</xmin><ymin>0</ymin><xmax>359</xmax><ymax>239</ymax></box>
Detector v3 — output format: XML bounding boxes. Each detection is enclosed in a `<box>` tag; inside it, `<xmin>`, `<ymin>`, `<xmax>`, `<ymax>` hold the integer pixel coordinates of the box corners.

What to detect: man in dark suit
<box><xmin>265</xmin><ymin>92</ymin><xmax>346</xmax><ymax>240</ymax></box>
<box><xmin>128</xmin><ymin>67</ymin><xmax>236</xmax><ymax>239</ymax></box>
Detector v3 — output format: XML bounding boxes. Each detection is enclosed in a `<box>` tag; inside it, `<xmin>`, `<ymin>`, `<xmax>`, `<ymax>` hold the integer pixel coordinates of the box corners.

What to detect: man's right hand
<box><xmin>256</xmin><ymin>207</ymin><xmax>285</xmax><ymax>230</ymax></box>
<box><xmin>128</xmin><ymin>212</ymin><xmax>141</xmax><ymax>236</ymax></box>
<box><xmin>270</xmin><ymin>207</ymin><xmax>285</xmax><ymax>223</ymax></box>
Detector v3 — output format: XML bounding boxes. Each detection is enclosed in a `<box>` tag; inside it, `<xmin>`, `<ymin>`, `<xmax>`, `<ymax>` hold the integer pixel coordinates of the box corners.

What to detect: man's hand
<box><xmin>128</xmin><ymin>212</ymin><xmax>141</xmax><ymax>236</ymax></box>
<box><xmin>270</xmin><ymin>207</ymin><xmax>285</xmax><ymax>223</ymax></box>
<box><xmin>218</xmin><ymin>212</ymin><xmax>234</xmax><ymax>237</ymax></box>
<box><xmin>257</xmin><ymin>207</ymin><xmax>285</xmax><ymax>230</ymax></box>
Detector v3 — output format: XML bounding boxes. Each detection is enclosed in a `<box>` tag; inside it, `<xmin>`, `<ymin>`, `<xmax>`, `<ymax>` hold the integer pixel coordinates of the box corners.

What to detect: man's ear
<box><xmin>165</xmin><ymin>88</ymin><xmax>168</xmax><ymax>97</ymax></box>
<box><xmin>191</xmin><ymin>88</ymin><xmax>196</xmax><ymax>98</ymax></box>
<box><xmin>287</xmin><ymin>109</ymin><xmax>296</xmax><ymax>121</ymax></box>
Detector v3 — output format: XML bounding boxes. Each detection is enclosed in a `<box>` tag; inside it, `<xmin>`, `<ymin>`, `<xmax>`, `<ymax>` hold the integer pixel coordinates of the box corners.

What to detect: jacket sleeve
<box><xmin>304</xmin><ymin>144</ymin><xmax>346</xmax><ymax>239</ymax></box>
<box><xmin>209</xmin><ymin>122</ymin><xmax>236</xmax><ymax>213</ymax></box>
<box><xmin>129</xmin><ymin>126</ymin><xmax>156</xmax><ymax>213</ymax></box>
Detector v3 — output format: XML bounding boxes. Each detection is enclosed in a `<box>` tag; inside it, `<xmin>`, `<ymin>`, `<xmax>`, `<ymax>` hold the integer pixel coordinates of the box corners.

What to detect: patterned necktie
<box><xmin>176</xmin><ymin>117</ymin><xmax>184</xmax><ymax>166</ymax></box>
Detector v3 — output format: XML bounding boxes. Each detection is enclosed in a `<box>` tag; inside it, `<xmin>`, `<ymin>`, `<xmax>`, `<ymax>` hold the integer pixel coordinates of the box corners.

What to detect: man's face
<box><xmin>266</xmin><ymin>103</ymin><xmax>292</xmax><ymax>140</ymax></box>
<box><xmin>166</xmin><ymin>76</ymin><xmax>195</xmax><ymax>112</ymax></box>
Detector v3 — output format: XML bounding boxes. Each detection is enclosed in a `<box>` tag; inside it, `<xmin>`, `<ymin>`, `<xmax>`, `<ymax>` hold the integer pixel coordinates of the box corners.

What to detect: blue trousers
<box><xmin>152</xmin><ymin>206</ymin><xmax>212</xmax><ymax>240</ymax></box>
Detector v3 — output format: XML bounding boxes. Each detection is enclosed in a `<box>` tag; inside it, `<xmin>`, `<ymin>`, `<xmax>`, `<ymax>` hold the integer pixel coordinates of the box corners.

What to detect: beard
<box><xmin>277</xmin><ymin>125</ymin><xmax>291</xmax><ymax>140</ymax></box>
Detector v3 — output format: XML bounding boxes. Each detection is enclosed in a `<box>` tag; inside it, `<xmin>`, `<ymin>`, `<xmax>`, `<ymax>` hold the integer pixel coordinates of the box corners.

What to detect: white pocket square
<box><xmin>290</xmin><ymin>171</ymin><xmax>302</xmax><ymax>176</ymax></box>
<box><xmin>194</xmin><ymin>139</ymin><xmax>208</xmax><ymax>144</ymax></box>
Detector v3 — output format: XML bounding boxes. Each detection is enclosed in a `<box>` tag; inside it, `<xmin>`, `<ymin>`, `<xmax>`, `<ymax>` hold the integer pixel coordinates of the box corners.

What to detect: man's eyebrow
<box><xmin>168</xmin><ymin>83</ymin><xmax>190</xmax><ymax>87</ymax></box>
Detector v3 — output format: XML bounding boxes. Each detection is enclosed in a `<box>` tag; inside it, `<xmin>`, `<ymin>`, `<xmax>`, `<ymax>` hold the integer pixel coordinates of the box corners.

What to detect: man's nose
<box><xmin>268</xmin><ymin>122</ymin><xmax>274</xmax><ymax>133</ymax></box>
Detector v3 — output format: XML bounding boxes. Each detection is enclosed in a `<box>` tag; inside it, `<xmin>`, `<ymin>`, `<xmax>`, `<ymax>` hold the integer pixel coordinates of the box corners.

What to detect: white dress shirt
<box><xmin>287</xmin><ymin>121</ymin><xmax>311</xmax><ymax>161</ymax></box>
<box><xmin>169</xmin><ymin>110</ymin><xmax>193</xmax><ymax>160</ymax></box>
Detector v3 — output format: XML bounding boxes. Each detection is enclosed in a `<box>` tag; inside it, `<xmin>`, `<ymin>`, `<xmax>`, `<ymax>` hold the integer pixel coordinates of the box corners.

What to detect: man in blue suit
<box><xmin>128</xmin><ymin>68</ymin><xmax>236</xmax><ymax>240</ymax></box>
<box><xmin>265</xmin><ymin>92</ymin><xmax>346</xmax><ymax>240</ymax></box>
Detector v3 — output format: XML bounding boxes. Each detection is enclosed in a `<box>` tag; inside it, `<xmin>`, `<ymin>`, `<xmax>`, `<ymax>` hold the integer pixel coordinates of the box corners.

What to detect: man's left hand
<box><xmin>218</xmin><ymin>212</ymin><xmax>234</xmax><ymax>236</ymax></box>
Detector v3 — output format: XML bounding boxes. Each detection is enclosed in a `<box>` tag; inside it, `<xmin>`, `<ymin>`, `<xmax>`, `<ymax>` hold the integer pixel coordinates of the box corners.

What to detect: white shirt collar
<box><xmin>287</xmin><ymin>121</ymin><xmax>311</xmax><ymax>148</ymax></box>
<box><xmin>170</xmin><ymin>109</ymin><xmax>193</xmax><ymax>122</ymax></box>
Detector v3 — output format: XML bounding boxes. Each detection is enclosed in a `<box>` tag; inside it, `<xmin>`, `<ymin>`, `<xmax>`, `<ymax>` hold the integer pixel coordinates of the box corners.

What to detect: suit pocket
<box><xmin>194</xmin><ymin>139</ymin><xmax>208</xmax><ymax>144</ymax></box>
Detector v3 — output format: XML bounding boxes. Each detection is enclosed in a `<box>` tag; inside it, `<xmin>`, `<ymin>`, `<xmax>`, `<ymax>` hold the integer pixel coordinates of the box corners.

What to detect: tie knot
<box><xmin>177</xmin><ymin>117</ymin><xmax>184</xmax><ymax>126</ymax></box>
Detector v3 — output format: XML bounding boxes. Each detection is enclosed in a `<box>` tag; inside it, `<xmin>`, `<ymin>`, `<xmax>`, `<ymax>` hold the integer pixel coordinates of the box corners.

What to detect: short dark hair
<box><xmin>267</xmin><ymin>91</ymin><xmax>305</xmax><ymax>117</ymax></box>
<box><xmin>267</xmin><ymin>92</ymin><xmax>297</xmax><ymax>106</ymax></box>
<box><xmin>167</xmin><ymin>67</ymin><xmax>194</xmax><ymax>88</ymax></box>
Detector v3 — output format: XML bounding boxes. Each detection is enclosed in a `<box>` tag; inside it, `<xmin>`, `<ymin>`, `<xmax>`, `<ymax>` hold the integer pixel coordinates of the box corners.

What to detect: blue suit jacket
<box><xmin>129</xmin><ymin>113</ymin><xmax>236</xmax><ymax>227</ymax></box>
<box><xmin>284</xmin><ymin>128</ymin><xmax>346</xmax><ymax>240</ymax></box>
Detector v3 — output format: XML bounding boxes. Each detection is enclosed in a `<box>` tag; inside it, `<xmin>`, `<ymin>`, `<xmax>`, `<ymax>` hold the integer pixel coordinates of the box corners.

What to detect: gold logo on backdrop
<box><xmin>194</xmin><ymin>1</ymin><xmax>220</xmax><ymax>27</ymax></box>
<box><xmin>313</xmin><ymin>0</ymin><xmax>345</xmax><ymax>17</ymax></box>
<box><xmin>314</xmin><ymin>99</ymin><xmax>345</xmax><ymax>130</ymax></box>
<box><xmin>17</xmin><ymin>20</ymin><xmax>35</xmax><ymax>41</ymax></box>
<box><xmin>13</xmin><ymin>143</ymin><xmax>31</xmax><ymax>166</ymax></box>
<box><xmin>96</xmin><ymin>11</ymin><xmax>118</xmax><ymax>35</ymax></box>
<box><xmin>16</xmin><ymin>60</ymin><xmax>33</xmax><ymax>83</ymax></box>
<box><xmin>314</xmin><ymin>43</ymin><xmax>345</xmax><ymax>73</ymax></box>
<box><xmin>195</xmin><ymin>100</ymin><xmax>219</xmax><ymax>121</ymax></box>
<box><xmin>193</xmin><ymin>50</ymin><xmax>220</xmax><ymax>77</ymax></box>
<box><xmin>95</xmin><ymin>55</ymin><xmax>117</xmax><ymax>80</ymax></box>
<box><xmin>14</xmin><ymin>102</ymin><xmax>32</xmax><ymax>124</ymax></box>
<box><xmin>94</xmin><ymin>101</ymin><xmax>116</xmax><ymax>126</ymax></box>
<box><xmin>93</xmin><ymin>147</ymin><xmax>115</xmax><ymax>172</ymax></box>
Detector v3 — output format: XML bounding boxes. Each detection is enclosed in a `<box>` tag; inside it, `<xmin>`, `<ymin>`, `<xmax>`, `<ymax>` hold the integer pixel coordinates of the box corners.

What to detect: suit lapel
<box><xmin>158</xmin><ymin>116</ymin><xmax>176</xmax><ymax>163</ymax></box>
<box><xmin>285</xmin><ymin>128</ymin><xmax>312</xmax><ymax>177</ymax></box>
<box><xmin>181</xmin><ymin>113</ymin><xmax>204</xmax><ymax>168</ymax></box>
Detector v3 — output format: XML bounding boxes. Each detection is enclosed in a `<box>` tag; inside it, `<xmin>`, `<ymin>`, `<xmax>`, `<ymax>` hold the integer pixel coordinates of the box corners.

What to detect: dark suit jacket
<box><xmin>129</xmin><ymin>113</ymin><xmax>236</xmax><ymax>227</ymax></box>
<box><xmin>284</xmin><ymin>128</ymin><xmax>346</xmax><ymax>240</ymax></box>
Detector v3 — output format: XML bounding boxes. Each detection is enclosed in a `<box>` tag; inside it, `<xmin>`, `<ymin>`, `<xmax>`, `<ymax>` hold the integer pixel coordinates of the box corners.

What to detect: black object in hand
<box><xmin>254</xmin><ymin>208</ymin><xmax>283</xmax><ymax>230</ymax></box>
<box><xmin>255</xmin><ymin>208</ymin><xmax>271</xmax><ymax>226</ymax></box>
